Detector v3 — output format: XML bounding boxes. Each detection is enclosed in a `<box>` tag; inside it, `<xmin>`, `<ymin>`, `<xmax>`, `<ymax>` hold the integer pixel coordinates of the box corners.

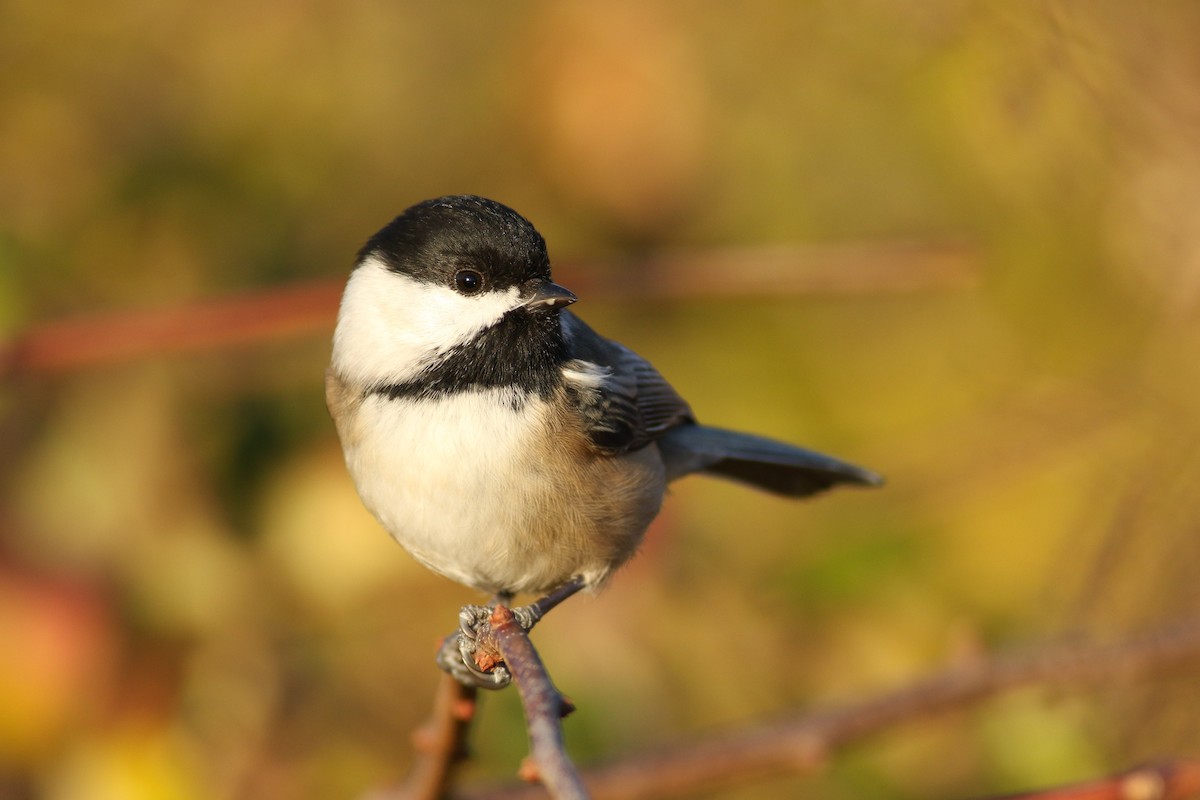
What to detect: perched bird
<box><xmin>326</xmin><ymin>195</ymin><xmax>880</xmax><ymax>686</ymax></box>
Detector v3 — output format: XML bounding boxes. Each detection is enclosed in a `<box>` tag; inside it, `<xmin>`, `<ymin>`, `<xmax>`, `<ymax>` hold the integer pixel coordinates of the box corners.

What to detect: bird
<box><xmin>326</xmin><ymin>195</ymin><xmax>881</xmax><ymax>687</ymax></box>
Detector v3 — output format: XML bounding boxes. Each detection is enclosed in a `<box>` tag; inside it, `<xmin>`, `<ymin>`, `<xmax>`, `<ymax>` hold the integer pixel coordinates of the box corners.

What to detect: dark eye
<box><xmin>453</xmin><ymin>269</ymin><xmax>484</xmax><ymax>295</ymax></box>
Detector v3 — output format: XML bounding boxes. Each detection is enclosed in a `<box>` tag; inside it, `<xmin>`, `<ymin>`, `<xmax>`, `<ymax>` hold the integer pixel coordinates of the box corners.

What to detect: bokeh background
<box><xmin>4</xmin><ymin>3</ymin><xmax>1200</xmax><ymax>798</ymax></box>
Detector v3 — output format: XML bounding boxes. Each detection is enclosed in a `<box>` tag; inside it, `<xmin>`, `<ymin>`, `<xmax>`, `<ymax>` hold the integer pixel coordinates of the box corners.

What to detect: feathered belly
<box><xmin>342</xmin><ymin>390</ymin><xmax>665</xmax><ymax>595</ymax></box>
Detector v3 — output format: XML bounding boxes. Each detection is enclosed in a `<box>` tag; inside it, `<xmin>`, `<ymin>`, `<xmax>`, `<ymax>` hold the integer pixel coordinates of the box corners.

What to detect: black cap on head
<box><xmin>359</xmin><ymin>196</ymin><xmax>552</xmax><ymax>292</ymax></box>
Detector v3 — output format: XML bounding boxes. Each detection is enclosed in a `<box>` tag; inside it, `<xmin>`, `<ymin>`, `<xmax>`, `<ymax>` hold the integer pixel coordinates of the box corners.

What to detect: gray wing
<box><xmin>560</xmin><ymin>311</ymin><xmax>694</xmax><ymax>454</ymax></box>
<box><xmin>558</xmin><ymin>312</ymin><xmax>884</xmax><ymax>499</ymax></box>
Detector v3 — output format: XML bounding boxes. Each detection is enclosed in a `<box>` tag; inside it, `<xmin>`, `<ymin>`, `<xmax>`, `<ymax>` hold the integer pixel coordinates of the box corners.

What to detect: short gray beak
<box><xmin>523</xmin><ymin>281</ymin><xmax>577</xmax><ymax>310</ymax></box>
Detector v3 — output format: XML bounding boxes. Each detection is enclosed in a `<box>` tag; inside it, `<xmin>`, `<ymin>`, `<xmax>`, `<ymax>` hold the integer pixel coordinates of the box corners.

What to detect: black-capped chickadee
<box><xmin>326</xmin><ymin>195</ymin><xmax>881</xmax><ymax>686</ymax></box>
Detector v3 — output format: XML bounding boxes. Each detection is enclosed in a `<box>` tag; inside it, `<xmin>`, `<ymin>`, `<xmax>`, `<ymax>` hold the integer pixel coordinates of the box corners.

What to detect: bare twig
<box><xmin>977</xmin><ymin>759</ymin><xmax>1200</xmax><ymax>800</ymax></box>
<box><xmin>1</xmin><ymin>281</ymin><xmax>339</xmax><ymax>377</ymax></box>
<box><xmin>568</xmin><ymin>240</ymin><xmax>978</xmax><ymax>298</ymax></box>
<box><xmin>366</xmin><ymin>673</ymin><xmax>477</xmax><ymax>800</ymax></box>
<box><xmin>474</xmin><ymin>605</ymin><xmax>588</xmax><ymax>800</ymax></box>
<box><xmin>2</xmin><ymin>240</ymin><xmax>976</xmax><ymax>377</ymax></box>
<box><xmin>457</xmin><ymin>619</ymin><xmax>1200</xmax><ymax>799</ymax></box>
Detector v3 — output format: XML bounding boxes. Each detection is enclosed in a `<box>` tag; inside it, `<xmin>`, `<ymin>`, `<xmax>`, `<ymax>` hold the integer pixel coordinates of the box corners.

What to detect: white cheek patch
<box><xmin>332</xmin><ymin>256</ymin><xmax>522</xmax><ymax>386</ymax></box>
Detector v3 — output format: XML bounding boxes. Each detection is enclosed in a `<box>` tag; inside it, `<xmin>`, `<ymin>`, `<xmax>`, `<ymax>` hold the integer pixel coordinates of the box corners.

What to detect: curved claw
<box><xmin>458</xmin><ymin>604</ymin><xmax>491</xmax><ymax>640</ymax></box>
<box><xmin>437</xmin><ymin>603</ymin><xmax>513</xmax><ymax>690</ymax></box>
<box><xmin>436</xmin><ymin>632</ymin><xmax>511</xmax><ymax>689</ymax></box>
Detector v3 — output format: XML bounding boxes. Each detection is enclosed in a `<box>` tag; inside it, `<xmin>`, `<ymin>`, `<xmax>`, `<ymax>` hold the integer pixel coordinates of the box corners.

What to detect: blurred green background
<box><xmin>4</xmin><ymin>2</ymin><xmax>1200</xmax><ymax>798</ymax></box>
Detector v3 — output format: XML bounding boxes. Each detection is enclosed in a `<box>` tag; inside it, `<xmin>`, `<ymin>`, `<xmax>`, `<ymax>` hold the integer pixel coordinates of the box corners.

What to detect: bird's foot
<box><xmin>436</xmin><ymin>578</ymin><xmax>587</xmax><ymax>690</ymax></box>
<box><xmin>432</xmin><ymin>604</ymin><xmax>540</xmax><ymax>690</ymax></box>
<box><xmin>435</xmin><ymin>602</ymin><xmax>520</xmax><ymax>690</ymax></box>
<box><xmin>435</xmin><ymin>622</ymin><xmax>510</xmax><ymax>689</ymax></box>
<box><xmin>458</xmin><ymin>604</ymin><xmax>505</xmax><ymax>666</ymax></box>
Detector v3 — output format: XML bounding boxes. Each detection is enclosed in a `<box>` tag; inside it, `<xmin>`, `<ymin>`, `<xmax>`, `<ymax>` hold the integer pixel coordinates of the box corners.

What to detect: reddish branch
<box><xmin>456</xmin><ymin>619</ymin><xmax>1200</xmax><ymax>800</ymax></box>
<box><xmin>980</xmin><ymin>760</ymin><xmax>1200</xmax><ymax>800</ymax></box>
<box><xmin>1</xmin><ymin>281</ymin><xmax>339</xmax><ymax>376</ymax></box>
<box><xmin>366</xmin><ymin>674</ymin><xmax>477</xmax><ymax>800</ymax></box>
<box><xmin>2</xmin><ymin>241</ymin><xmax>975</xmax><ymax>377</ymax></box>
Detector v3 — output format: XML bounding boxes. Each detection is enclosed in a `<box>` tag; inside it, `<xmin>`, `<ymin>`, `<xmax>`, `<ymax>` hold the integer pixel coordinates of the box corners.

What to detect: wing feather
<box><xmin>560</xmin><ymin>312</ymin><xmax>693</xmax><ymax>454</ymax></box>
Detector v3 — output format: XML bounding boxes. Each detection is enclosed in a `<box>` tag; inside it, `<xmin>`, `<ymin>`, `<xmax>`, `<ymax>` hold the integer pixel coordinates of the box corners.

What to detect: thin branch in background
<box><xmin>366</xmin><ymin>673</ymin><xmax>477</xmax><ymax>800</ymax></box>
<box><xmin>0</xmin><ymin>281</ymin><xmax>340</xmax><ymax>377</ymax></box>
<box><xmin>977</xmin><ymin>759</ymin><xmax>1200</xmax><ymax>800</ymax></box>
<box><xmin>570</xmin><ymin>239</ymin><xmax>979</xmax><ymax>298</ymax></box>
<box><xmin>1</xmin><ymin>240</ymin><xmax>977</xmax><ymax>378</ymax></box>
<box><xmin>457</xmin><ymin>618</ymin><xmax>1200</xmax><ymax>800</ymax></box>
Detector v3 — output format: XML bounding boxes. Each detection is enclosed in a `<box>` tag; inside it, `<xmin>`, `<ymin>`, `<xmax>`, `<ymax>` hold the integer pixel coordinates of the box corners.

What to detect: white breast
<box><xmin>342</xmin><ymin>388</ymin><xmax>561</xmax><ymax>593</ymax></box>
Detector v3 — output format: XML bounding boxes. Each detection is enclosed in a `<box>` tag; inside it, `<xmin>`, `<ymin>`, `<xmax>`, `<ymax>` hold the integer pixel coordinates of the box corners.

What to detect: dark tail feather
<box><xmin>658</xmin><ymin>424</ymin><xmax>883</xmax><ymax>498</ymax></box>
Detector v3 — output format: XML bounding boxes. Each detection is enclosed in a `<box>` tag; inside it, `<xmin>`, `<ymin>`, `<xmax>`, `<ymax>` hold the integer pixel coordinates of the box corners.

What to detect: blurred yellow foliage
<box><xmin>4</xmin><ymin>3</ymin><xmax>1200</xmax><ymax>798</ymax></box>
